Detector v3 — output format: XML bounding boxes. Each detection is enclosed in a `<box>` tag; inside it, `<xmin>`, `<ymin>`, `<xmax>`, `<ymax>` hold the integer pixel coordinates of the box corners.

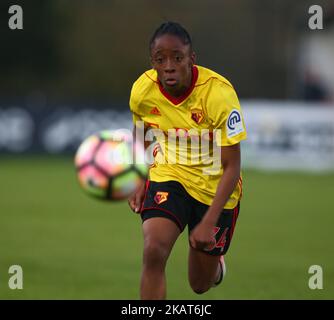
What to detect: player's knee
<box><xmin>143</xmin><ymin>240</ymin><xmax>169</xmax><ymax>268</ymax></box>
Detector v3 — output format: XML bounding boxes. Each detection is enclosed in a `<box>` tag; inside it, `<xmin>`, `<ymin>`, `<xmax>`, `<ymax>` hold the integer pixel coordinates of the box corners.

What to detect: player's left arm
<box><xmin>189</xmin><ymin>143</ymin><xmax>241</xmax><ymax>250</ymax></box>
<box><xmin>190</xmin><ymin>80</ymin><xmax>246</xmax><ymax>250</ymax></box>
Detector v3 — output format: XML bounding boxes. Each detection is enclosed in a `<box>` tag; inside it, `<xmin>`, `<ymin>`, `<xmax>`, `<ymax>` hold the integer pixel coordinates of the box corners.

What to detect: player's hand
<box><xmin>128</xmin><ymin>179</ymin><xmax>146</xmax><ymax>213</ymax></box>
<box><xmin>189</xmin><ymin>221</ymin><xmax>216</xmax><ymax>251</ymax></box>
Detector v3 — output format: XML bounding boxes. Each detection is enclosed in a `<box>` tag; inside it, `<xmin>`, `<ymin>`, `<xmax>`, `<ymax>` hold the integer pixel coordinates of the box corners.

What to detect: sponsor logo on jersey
<box><xmin>227</xmin><ymin>109</ymin><xmax>244</xmax><ymax>137</ymax></box>
<box><xmin>154</xmin><ymin>191</ymin><xmax>169</xmax><ymax>204</ymax></box>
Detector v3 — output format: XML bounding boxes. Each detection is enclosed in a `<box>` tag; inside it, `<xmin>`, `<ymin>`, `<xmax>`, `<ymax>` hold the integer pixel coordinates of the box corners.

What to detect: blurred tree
<box><xmin>0</xmin><ymin>0</ymin><xmax>333</xmax><ymax>105</ymax></box>
<box><xmin>0</xmin><ymin>0</ymin><xmax>64</xmax><ymax>97</ymax></box>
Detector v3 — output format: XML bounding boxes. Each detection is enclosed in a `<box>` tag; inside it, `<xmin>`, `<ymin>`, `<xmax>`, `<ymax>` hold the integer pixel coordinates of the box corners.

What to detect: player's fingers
<box><xmin>133</xmin><ymin>179</ymin><xmax>147</xmax><ymax>212</ymax></box>
<box><xmin>204</xmin><ymin>239</ymin><xmax>216</xmax><ymax>252</ymax></box>
<box><xmin>128</xmin><ymin>196</ymin><xmax>136</xmax><ymax>212</ymax></box>
<box><xmin>134</xmin><ymin>192</ymin><xmax>144</xmax><ymax>213</ymax></box>
<box><xmin>189</xmin><ymin>235</ymin><xmax>204</xmax><ymax>250</ymax></box>
<box><xmin>128</xmin><ymin>201</ymin><xmax>135</xmax><ymax>212</ymax></box>
<box><xmin>191</xmin><ymin>237</ymin><xmax>213</xmax><ymax>251</ymax></box>
<box><xmin>189</xmin><ymin>236</ymin><xmax>196</xmax><ymax>249</ymax></box>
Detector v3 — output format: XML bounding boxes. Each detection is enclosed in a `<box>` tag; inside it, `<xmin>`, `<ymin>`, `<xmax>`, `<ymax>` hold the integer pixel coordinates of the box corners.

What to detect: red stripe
<box><xmin>139</xmin><ymin>180</ymin><xmax>150</xmax><ymax>213</ymax></box>
<box><xmin>229</xmin><ymin>206</ymin><xmax>239</xmax><ymax>240</ymax></box>
<box><xmin>238</xmin><ymin>177</ymin><xmax>243</xmax><ymax>199</ymax></box>
<box><xmin>158</xmin><ymin>66</ymin><xmax>198</xmax><ymax>105</ymax></box>
<box><xmin>140</xmin><ymin>180</ymin><xmax>183</xmax><ymax>231</ymax></box>
<box><xmin>238</xmin><ymin>181</ymin><xmax>243</xmax><ymax>199</ymax></box>
<box><xmin>141</xmin><ymin>206</ymin><xmax>183</xmax><ymax>231</ymax></box>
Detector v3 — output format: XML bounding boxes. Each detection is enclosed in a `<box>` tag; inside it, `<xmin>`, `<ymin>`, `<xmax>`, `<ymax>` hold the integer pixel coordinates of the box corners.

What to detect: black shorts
<box><xmin>140</xmin><ymin>180</ymin><xmax>240</xmax><ymax>256</ymax></box>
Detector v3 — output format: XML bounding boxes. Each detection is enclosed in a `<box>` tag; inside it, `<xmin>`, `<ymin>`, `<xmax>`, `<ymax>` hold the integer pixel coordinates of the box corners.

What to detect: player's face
<box><xmin>150</xmin><ymin>34</ymin><xmax>195</xmax><ymax>97</ymax></box>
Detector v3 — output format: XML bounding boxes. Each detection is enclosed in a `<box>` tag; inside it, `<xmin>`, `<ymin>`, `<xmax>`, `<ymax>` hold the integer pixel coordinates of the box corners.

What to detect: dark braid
<box><xmin>149</xmin><ymin>22</ymin><xmax>192</xmax><ymax>52</ymax></box>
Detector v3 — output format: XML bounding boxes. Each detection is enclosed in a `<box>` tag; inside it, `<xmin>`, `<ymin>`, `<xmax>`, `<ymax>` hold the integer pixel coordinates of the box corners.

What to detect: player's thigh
<box><xmin>142</xmin><ymin>217</ymin><xmax>181</xmax><ymax>264</ymax></box>
<box><xmin>140</xmin><ymin>180</ymin><xmax>191</xmax><ymax>263</ymax></box>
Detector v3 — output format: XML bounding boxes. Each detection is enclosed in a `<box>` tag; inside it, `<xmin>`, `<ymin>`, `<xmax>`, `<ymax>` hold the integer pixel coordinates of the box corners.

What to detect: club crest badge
<box><xmin>154</xmin><ymin>191</ymin><xmax>169</xmax><ymax>204</ymax></box>
<box><xmin>191</xmin><ymin>109</ymin><xmax>204</xmax><ymax>124</ymax></box>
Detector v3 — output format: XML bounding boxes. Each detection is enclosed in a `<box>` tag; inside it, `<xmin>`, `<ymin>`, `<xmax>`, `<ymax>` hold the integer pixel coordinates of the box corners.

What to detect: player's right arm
<box><xmin>128</xmin><ymin>174</ymin><xmax>146</xmax><ymax>213</ymax></box>
<box><xmin>128</xmin><ymin>123</ymin><xmax>148</xmax><ymax>213</ymax></box>
<box><xmin>128</xmin><ymin>73</ymin><xmax>157</xmax><ymax>213</ymax></box>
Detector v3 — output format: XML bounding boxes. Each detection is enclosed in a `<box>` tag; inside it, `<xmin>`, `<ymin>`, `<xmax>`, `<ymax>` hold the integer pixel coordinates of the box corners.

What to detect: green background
<box><xmin>0</xmin><ymin>157</ymin><xmax>333</xmax><ymax>299</ymax></box>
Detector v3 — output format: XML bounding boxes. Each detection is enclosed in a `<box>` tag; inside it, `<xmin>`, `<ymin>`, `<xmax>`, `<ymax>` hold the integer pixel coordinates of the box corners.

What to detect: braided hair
<box><xmin>149</xmin><ymin>22</ymin><xmax>192</xmax><ymax>53</ymax></box>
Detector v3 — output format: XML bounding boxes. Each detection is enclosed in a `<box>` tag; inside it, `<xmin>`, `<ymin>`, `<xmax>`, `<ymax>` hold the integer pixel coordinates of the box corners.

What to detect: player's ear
<box><xmin>190</xmin><ymin>51</ymin><xmax>196</xmax><ymax>66</ymax></box>
<box><xmin>150</xmin><ymin>57</ymin><xmax>155</xmax><ymax>70</ymax></box>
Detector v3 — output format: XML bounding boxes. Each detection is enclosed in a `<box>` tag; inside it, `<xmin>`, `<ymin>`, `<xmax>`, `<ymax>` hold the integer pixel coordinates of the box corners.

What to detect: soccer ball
<box><xmin>74</xmin><ymin>130</ymin><xmax>148</xmax><ymax>200</ymax></box>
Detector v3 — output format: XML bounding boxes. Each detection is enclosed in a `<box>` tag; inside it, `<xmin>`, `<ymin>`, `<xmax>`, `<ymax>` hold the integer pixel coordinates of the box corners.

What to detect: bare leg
<box><xmin>140</xmin><ymin>217</ymin><xmax>181</xmax><ymax>299</ymax></box>
<box><xmin>188</xmin><ymin>247</ymin><xmax>221</xmax><ymax>294</ymax></box>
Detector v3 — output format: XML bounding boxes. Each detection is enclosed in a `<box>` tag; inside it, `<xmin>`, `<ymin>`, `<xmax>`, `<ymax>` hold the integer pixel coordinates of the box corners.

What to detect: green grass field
<box><xmin>0</xmin><ymin>156</ymin><xmax>333</xmax><ymax>299</ymax></box>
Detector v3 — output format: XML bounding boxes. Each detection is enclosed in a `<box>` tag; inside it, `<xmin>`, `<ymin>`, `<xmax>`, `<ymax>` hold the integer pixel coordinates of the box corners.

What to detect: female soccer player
<box><xmin>128</xmin><ymin>22</ymin><xmax>247</xmax><ymax>300</ymax></box>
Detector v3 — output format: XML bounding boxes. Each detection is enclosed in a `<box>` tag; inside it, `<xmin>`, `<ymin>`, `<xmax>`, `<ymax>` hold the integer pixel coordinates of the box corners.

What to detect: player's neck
<box><xmin>166</xmin><ymin>82</ymin><xmax>191</xmax><ymax>98</ymax></box>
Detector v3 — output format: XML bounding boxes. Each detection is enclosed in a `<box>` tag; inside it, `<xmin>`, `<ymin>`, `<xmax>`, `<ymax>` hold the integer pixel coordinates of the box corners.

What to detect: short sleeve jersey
<box><xmin>130</xmin><ymin>65</ymin><xmax>247</xmax><ymax>208</ymax></box>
